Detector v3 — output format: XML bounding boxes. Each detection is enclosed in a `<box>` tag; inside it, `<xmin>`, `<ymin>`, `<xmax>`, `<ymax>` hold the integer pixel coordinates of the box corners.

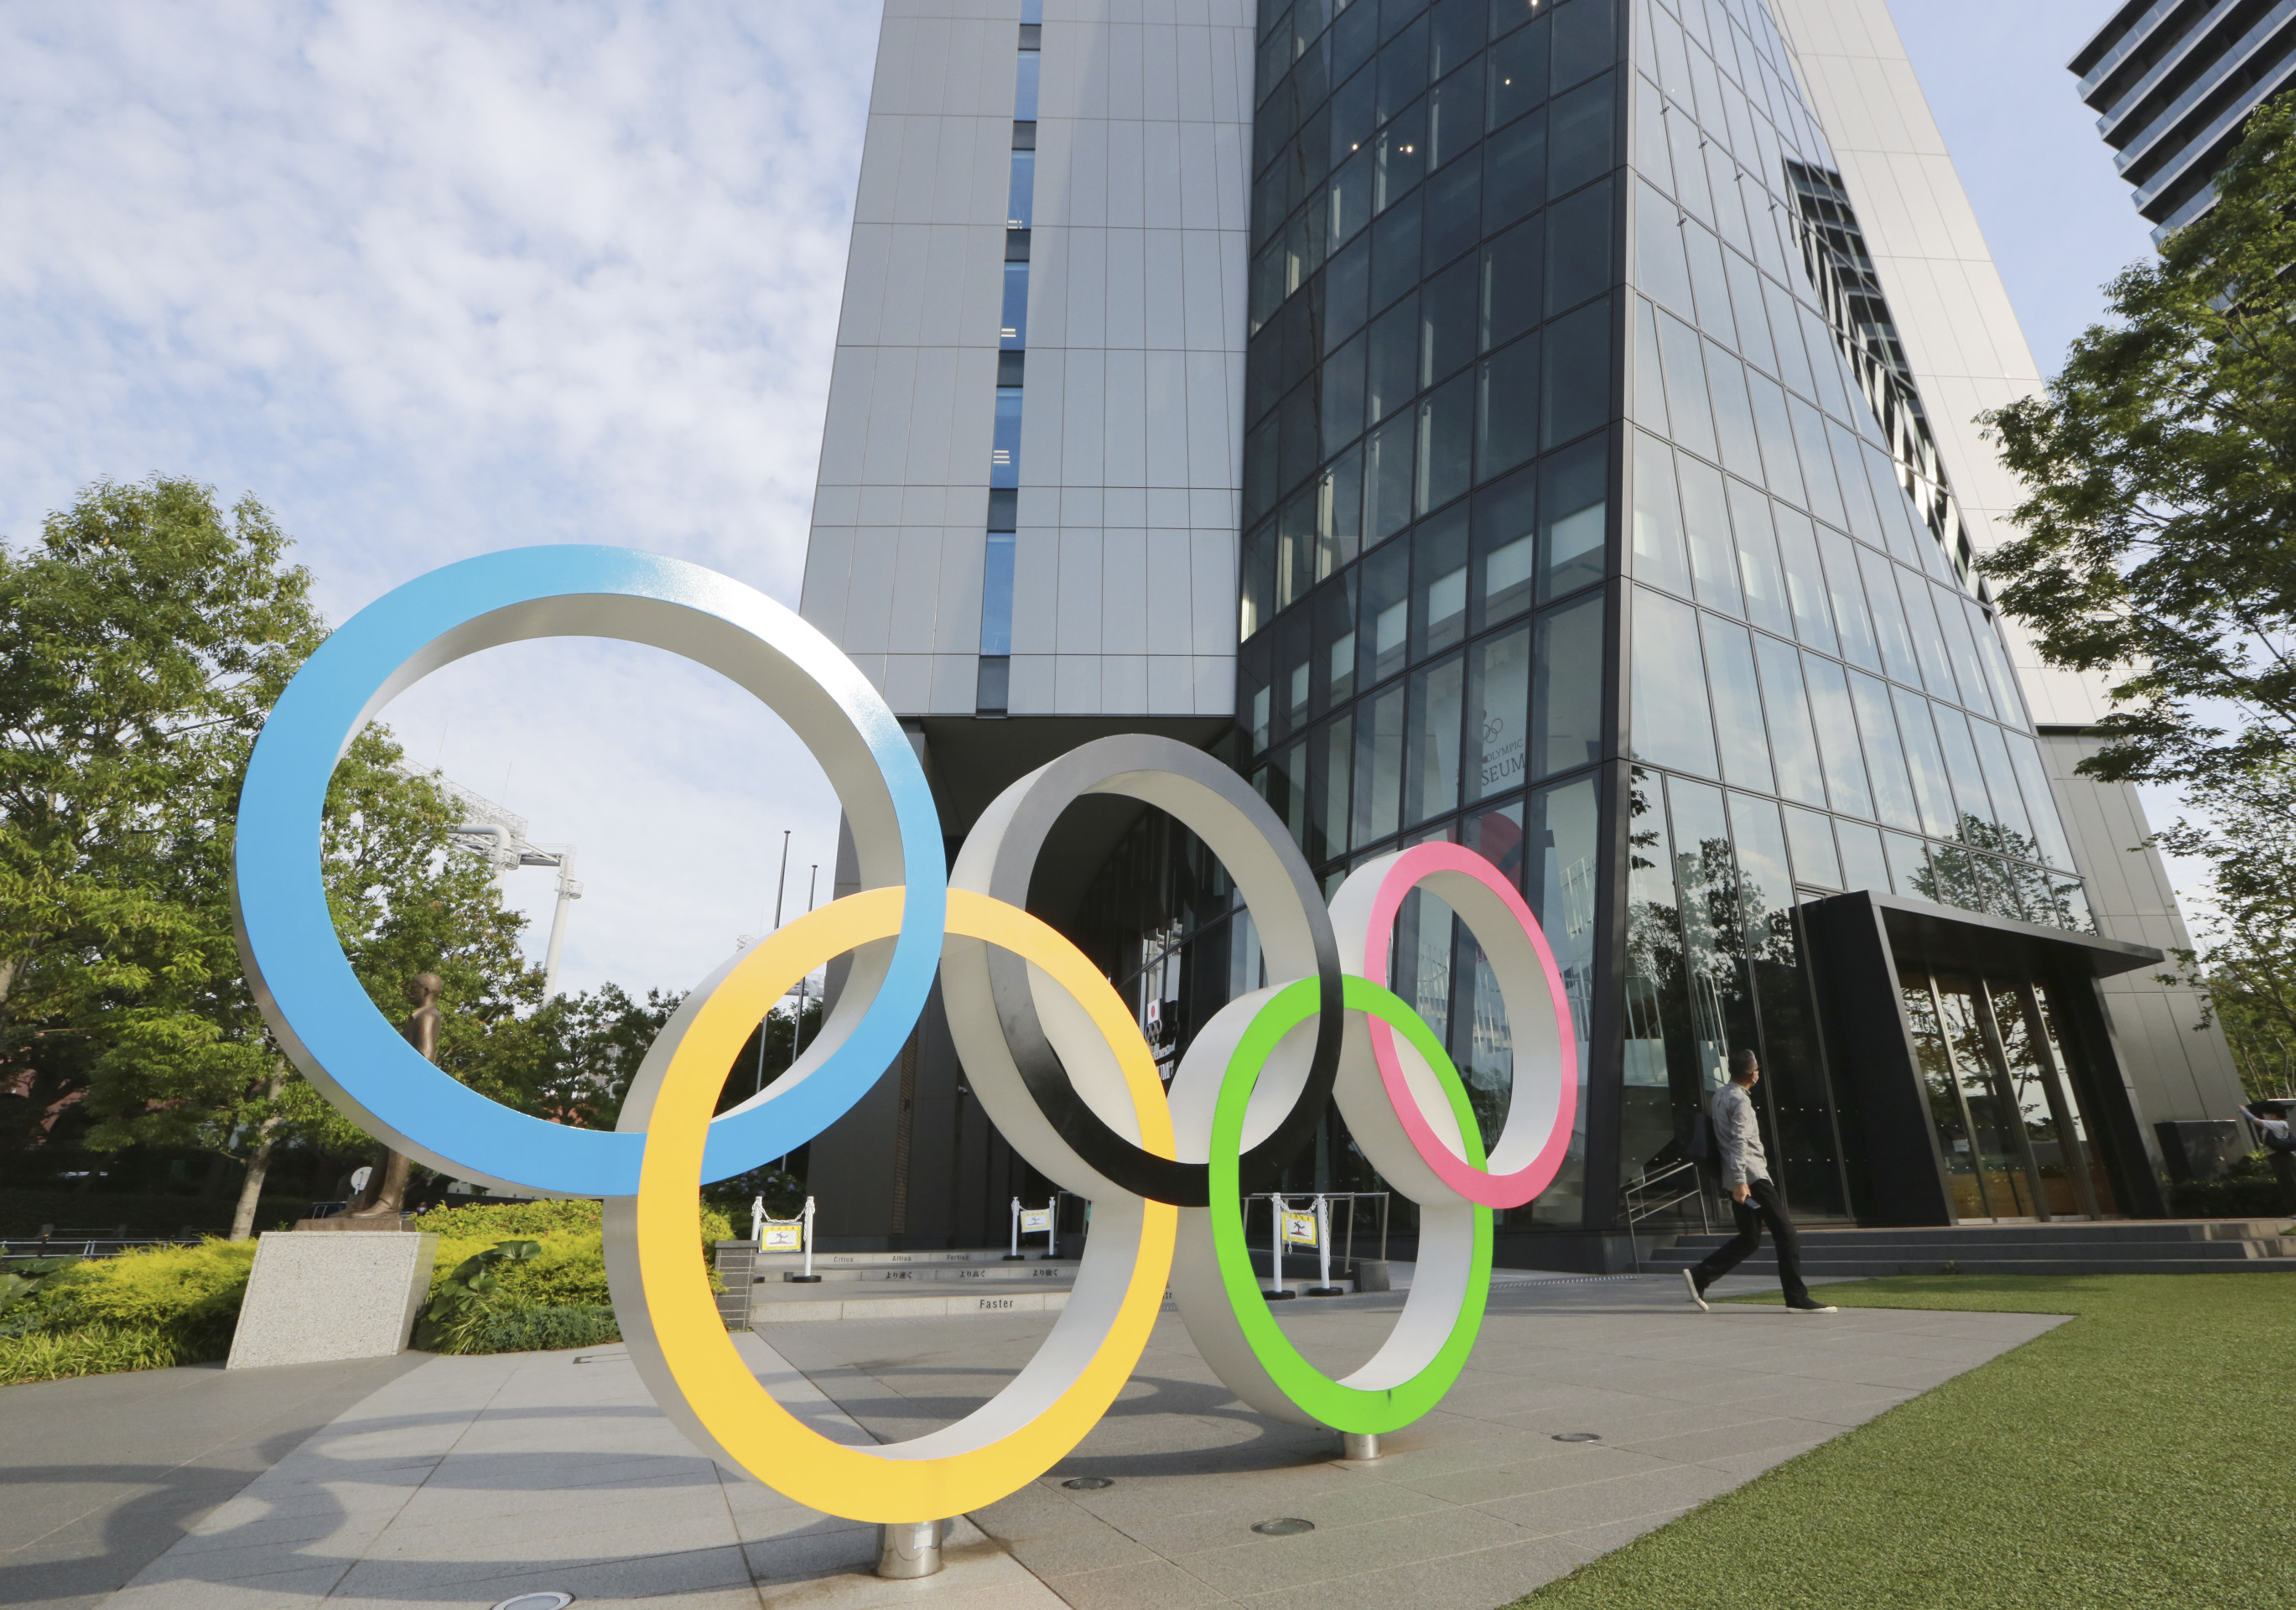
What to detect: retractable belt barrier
<box><xmin>235</xmin><ymin>547</ymin><xmax>1579</xmax><ymax>1524</ymax></box>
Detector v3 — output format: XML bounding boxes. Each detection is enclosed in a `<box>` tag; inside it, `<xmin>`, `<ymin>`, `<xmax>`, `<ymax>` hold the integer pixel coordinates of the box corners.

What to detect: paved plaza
<box><xmin>4</xmin><ymin>1275</ymin><xmax>2064</xmax><ymax>1609</ymax></box>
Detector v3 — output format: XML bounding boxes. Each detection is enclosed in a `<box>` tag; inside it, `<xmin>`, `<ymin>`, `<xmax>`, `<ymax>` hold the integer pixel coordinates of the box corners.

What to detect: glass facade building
<box><xmin>797</xmin><ymin>0</ymin><xmax>2198</xmax><ymax>1257</ymax></box>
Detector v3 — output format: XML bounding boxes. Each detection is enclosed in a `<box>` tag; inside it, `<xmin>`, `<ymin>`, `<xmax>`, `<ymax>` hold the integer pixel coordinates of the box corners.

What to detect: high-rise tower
<box><xmin>796</xmin><ymin>0</ymin><xmax>2241</xmax><ymax>1260</ymax></box>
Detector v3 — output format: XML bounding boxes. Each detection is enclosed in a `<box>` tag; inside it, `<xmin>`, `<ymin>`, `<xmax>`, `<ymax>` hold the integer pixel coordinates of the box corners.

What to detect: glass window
<box><xmin>1548</xmin><ymin>71</ymin><xmax>1613</xmax><ymax>192</ymax></box>
<box><xmin>1634</xmin><ymin>179</ymin><xmax>1694</xmax><ymax>321</ymax></box>
<box><xmin>1421</xmin><ymin>255</ymin><xmax>1478</xmax><ymax>384</ymax></box>
<box><xmin>1368</xmin><ymin>293</ymin><xmax>1418</xmax><ymax>423</ymax></box>
<box><xmin>1753</xmin><ymin>632</ymin><xmax>1826</xmax><ymax>808</ymax></box>
<box><xmin>1410</xmin><ymin>504</ymin><xmax>1471</xmax><ymax>662</ymax></box>
<box><xmin>1829</xmin><ymin>418</ymin><xmax>1882</xmax><ymax>547</ymax></box>
<box><xmin>1314</xmin><ymin>568</ymin><xmax>1359</xmax><ymax>708</ymax></box>
<box><xmin>1551</xmin><ymin>0</ymin><xmax>1613</xmax><ymax>89</ymax></box>
<box><xmin>1969</xmin><ymin>719</ymin><xmax>2036</xmax><ymax>854</ymax></box>
<box><xmin>1701</xmin><ymin>615</ymin><xmax>1774</xmax><ymax>795</ymax></box>
<box><xmin>1268</xmin><ymin>738</ymin><xmax>1309</xmax><ymax>850</ymax></box>
<box><xmin>1847</xmin><ymin>669</ymin><xmax>1921</xmax><ymax>833</ymax></box>
<box><xmin>1366</xmin><ymin>414</ymin><xmax>1415</xmax><ymax>543</ymax></box>
<box><xmin>1360</xmin><ymin>534</ymin><xmax>1410</xmax><ymax>687</ymax></box>
<box><xmin>1785</xmin><ymin>397</ymin><xmax>1840</xmax><ymax>529</ymax></box>
<box><xmin>1630</xmin><ymin>587</ymin><xmax>1718</xmax><ymax>777</ymax></box>
<box><xmin>1353</xmin><ymin>682</ymin><xmax>1406</xmax><ymax>847</ymax></box>
<box><xmin>1897</xmin><ymin>565</ymin><xmax>1961</xmax><ymax>703</ymax></box>
<box><xmin>1428</xmin><ymin>0</ymin><xmax>1482</xmax><ymax>81</ymax></box>
<box><xmin>1428</xmin><ymin>61</ymin><xmax>1484</xmax><ymax>170</ymax></box>
<box><xmin>1665</xmin><ymin>100</ymin><xmax>1712</xmax><ymax>222</ymax></box>
<box><xmin>1370</xmin><ymin>189</ymin><xmax>1424</xmax><ymax>306</ymax></box>
<box><xmin>1817</xmin><ymin>527</ymin><xmax>1881</xmax><ymax>673</ymax></box>
<box><xmin>1655</xmin><ymin>308</ymin><xmax>1717</xmax><ymax>460</ymax></box>
<box><xmin>1763</xmin><ymin>275</ymin><xmax>1816</xmax><ymax>398</ymax></box>
<box><xmin>1935</xmin><ymin>581</ymin><xmax>1998</xmax><ymax>719</ymax></box>
<box><xmin>1406</xmin><ymin>652</ymin><xmax>1466</xmax><ymax>823</ymax></box>
<box><xmin>1727</xmin><ymin>480</ymin><xmax>1792</xmax><ymax>637</ymax></box>
<box><xmin>1422</xmin><ymin>155</ymin><xmax>1483</xmax><ymax>269</ymax></box>
<box><xmin>1329</xmin><ymin>145</ymin><xmax>1375</xmax><ymax>250</ymax></box>
<box><xmin>1932</xmin><ymin>704</ymin><xmax>1993</xmax><ymax>842</ymax></box>
<box><xmin>1836</xmin><ymin>819</ymin><xmax>1888</xmax><ymax>893</ymax></box>
<box><xmin>1540</xmin><ymin>435</ymin><xmax>1608</xmax><ymax>599</ymax></box>
<box><xmin>1378</xmin><ymin>18</ymin><xmax>1430</xmax><ymax>123</ymax></box>
<box><xmin>1966</xmin><ymin>599</ymin><xmax>2026</xmax><ymax>723</ymax></box>
<box><xmin>1890</xmin><ymin>685</ymin><xmax>1960</xmax><ymax>839</ymax></box>
<box><xmin>1705</xmin><ymin>343</ymin><xmax>1763</xmax><ymax>482</ymax></box>
<box><xmin>1784</xmin><ymin>804</ymin><xmax>1841</xmax><ymax>889</ymax></box>
<box><xmin>1467</xmin><ymin>622</ymin><xmax>1530</xmax><ymax>800</ymax></box>
<box><xmin>1000</xmin><ymin>260</ymin><xmax>1030</xmax><ymax>349</ymax></box>
<box><xmin>1541</xmin><ymin>294</ymin><xmax>1608</xmax><ymax>448</ymax></box>
<box><xmin>1525</xmin><ymin>771</ymin><xmax>1595</xmax><ymax>1224</ymax></box>
<box><xmin>1318</xmin><ymin>444</ymin><xmax>1365</xmax><ymax>578</ymax></box>
<box><xmin>1548</xmin><ymin>177</ymin><xmax>1612</xmax><ymax>314</ymax></box>
<box><xmin>1416</xmin><ymin>371</ymin><xmax>1474</xmax><ymax>513</ymax></box>
<box><xmin>1801</xmin><ymin>653</ymin><xmax>1873</xmax><ymax>819</ymax></box>
<box><xmin>1473</xmin><ymin>465</ymin><xmax>1538</xmax><ymax>628</ymax></box>
<box><xmin>1534</xmin><ymin>591</ymin><xmax>1605</xmax><ymax>778</ymax></box>
<box><xmin>1488</xmin><ymin>13</ymin><xmax>1550</xmax><ymax>130</ymax></box>
<box><xmin>1631</xmin><ymin>429</ymin><xmax>1691</xmax><ymax>595</ymax></box>
<box><xmin>1476</xmin><ymin>330</ymin><xmax>1540</xmax><ymax>483</ymax></box>
<box><xmin>1682</xmin><ymin>218</ymin><xmax>1735</xmax><ymax>350</ymax></box>
<box><xmin>1631</xmin><ymin>294</ymin><xmax>1668</xmax><ymax>434</ymax></box>
<box><xmin>1279</xmin><ymin>486</ymin><xmax>1318</xmax><ymax>612</ymax></box>
<box><xmin>1241</xmin><ymin>519</ymin><xmax>1276</xmax><ymax>641</ymax></box>
<box><xmin>1315</xmin><ymin>714</ymin><xmax>1353</xmax><ymax>862</ymax></box>
<box><xmin>1465</xmin><ymin>794</ymin><xmax>1525</xmax><ymax>882</ymax></box>
<box><xmin>1483</xmin><ymin>213</ymin><xmax>1544</xmax><ymax>351</ymax></box>
<box><xmin>1008</xmin><ymin>149</ymin><xmax>1036</xmax><ymax>227</ymax></box>
<box><xmin>1728</xmin><ymin>792</ymin><xmax>1795</xmax><ymax>928</ymax></box>
<box><xmin>1322</xmin><ymin>333</ymin><xmax>1368</xmax><ymax>457</ymax></box>
<box><xmin>1676</xmin><ymin>454</ymin><xmax>1741</xmax><ymax>615</ymax></box>
<box><xmin>1771</xmin><ymin>506</ymin><xmax>1836</xmax><ymax>655</ymax></box>
<box><xmin>1325</xmin><ymin>230</ymin><xmax>1372</xmax><ymax>350</ymax></box>
<box><xmin>1723</xmin><ymin>249</ymin><xmax>1774</xmax><ymax>376</ymax></box>
<box><xmin>1858</xmin><ymin>546</ymin><xmax>1922</xmax><ymax>687</ymax></box>
<box><xmin>1483</xmin><ymin>106</ymin><xmax>1547</xmax><ymax>230</ymax></box>
<box><xmin>1867</xmin><ymin>448</ymin><xmax>1928</xmax><ymax>569</ymax></box>
<box><xmin>1883</xmin><ymin>831</ymin><xmax>1930</xmax><ymax>899</ymax></box>
<box><xmin>1746</xmin><ymin>373</ymin><xmax>1800</xmax><ymax>506</ymax></box>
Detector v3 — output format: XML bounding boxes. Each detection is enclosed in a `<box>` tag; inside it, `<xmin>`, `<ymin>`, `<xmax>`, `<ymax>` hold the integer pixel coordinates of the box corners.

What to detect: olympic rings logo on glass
<box><xmin>234</xmin><ymin>548</ymin><xmax>1579</xmax><ymax>1524</ymax></box>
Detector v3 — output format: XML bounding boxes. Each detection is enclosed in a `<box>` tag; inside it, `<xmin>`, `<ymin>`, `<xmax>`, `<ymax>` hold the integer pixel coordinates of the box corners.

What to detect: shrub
<box><xmin>2165</xmin><ymin>1151</ymin><xmax>2296</xmax><ymax>1218</ymax></box>
<box><xmin>465</xmin><ymin>1304</ymin><xmax>621</xmax><ymax>1353</ymax></box>
<box><xmin>0</xmin><ymin>1239</ymin><xmax>256</xmax><ymax>1385</ymax></box>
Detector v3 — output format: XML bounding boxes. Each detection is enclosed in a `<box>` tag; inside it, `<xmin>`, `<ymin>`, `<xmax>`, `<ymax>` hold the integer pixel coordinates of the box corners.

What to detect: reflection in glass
<box><xmin>1532</xmin><ymin>593</ymin><xmax>1603</xmax><ymax>778</ymax></box>
<box><xmin>1631</xmin><ymin>429</ymin><xmax>1691</xmax><ymax>595</ymax></box>
<box><xmin>1836</xmin><ymin>820</ymin><xmax>1889</xmax><ymax>894</ymax></box>
<box><xmin>1800</xmin><ymin>654</ymin><xmax>1873</xmax><ymax>819</ymax></box>
<box><xmin>1405</xmin><ymin>653</ymin><xmax>1464</xmax><ymax>823</ymax></box>
<box><xmin>1784</xmin><ymin>805</ymin><xmax>1841</xmax><ymax>889</ymax></box>
<box><xmin>1630</xmin><ymin>589</ymin><xmax>1717</xmax><ymax>778</ymax></box>
<box><xmin>1903</xmin><ymin>972</ymin><xmax>1986</xmax><ymax>1219</ymax></box>
<box><xmin>1678</xmin><ymin>454</ymin><xmax>1742</xmax><ymax>615</ymax></box>
<box><xmin>1701</xmin><ymin>615</ymin><xmax>1774</xmax><ymax>795</ymax></box>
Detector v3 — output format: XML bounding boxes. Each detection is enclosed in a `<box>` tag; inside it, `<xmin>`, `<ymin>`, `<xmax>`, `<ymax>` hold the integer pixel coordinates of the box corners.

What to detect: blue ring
<box><xmin>233</xmin><ymin>546</ymin><xmax>946</xmax><ymax>1196</ymax></box>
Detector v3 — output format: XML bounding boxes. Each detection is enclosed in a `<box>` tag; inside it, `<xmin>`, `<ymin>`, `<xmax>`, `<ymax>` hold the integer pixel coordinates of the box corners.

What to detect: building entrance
<box><xmin>1899</xmin><ymin>970</ymin><xmax>2119</xmax><ymax>1221</ymax></box>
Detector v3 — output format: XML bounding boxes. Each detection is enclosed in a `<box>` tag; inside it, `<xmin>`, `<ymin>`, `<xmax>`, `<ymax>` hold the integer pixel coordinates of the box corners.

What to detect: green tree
<box><xmin>3</xmin><ymin>477</ymin><xmax>549</xmax><ymax>1235</ymax></box>
<box><xmin>2153</xmin><ymin>761</ymin><xmax>2296</xmax><ymax>1103</ymax></box>
<box><xmin>1981</xmin><ymin>93</ymin><xmax>2296</xmax><ymax>822</ymax></box>
<box><xmin>0</xmin><ymin>478</ymin><xmax>324</xmax><ymax>1156</ymax></box>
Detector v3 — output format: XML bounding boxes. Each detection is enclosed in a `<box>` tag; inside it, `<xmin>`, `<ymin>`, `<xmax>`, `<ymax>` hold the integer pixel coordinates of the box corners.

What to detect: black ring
<box><xmin>948</xmin><ymin>736</ymin><xmax>1343</xmax><ymax>1208</ymax></box>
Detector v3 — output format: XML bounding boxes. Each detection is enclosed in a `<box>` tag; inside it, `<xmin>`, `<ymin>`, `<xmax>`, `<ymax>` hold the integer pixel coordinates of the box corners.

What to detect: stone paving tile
<box><xmin>80</xmin><ymin>1273</ymin><xmax>2060</xmax><ymax>1610</ymax></box>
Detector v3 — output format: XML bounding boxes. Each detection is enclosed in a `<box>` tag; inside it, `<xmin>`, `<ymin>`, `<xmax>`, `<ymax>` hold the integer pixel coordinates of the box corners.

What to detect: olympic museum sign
<box><xmin>233</xmin><ymin>548</ymin><xmax>1577</xmax><ymax>1528</ymax></box>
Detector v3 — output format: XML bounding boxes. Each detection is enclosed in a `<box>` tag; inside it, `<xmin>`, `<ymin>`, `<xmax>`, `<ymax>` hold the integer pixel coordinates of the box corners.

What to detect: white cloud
<box><xmin>0</xmin><ymin>1</ymin><xmax>882</xmax><ymax>994</ymax></box>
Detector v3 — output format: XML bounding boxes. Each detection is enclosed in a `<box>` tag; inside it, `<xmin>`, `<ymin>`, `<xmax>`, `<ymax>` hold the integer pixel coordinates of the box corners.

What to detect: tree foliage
<box><xmin>2155</xmin><ymin>761</ymin><xmax>2296</xmax><ymax>1102</ymax></box>
<box><xmin>1982</xmin><ymin>94</ymin><xmax>2296</xmax><ymax>818</ymax></box>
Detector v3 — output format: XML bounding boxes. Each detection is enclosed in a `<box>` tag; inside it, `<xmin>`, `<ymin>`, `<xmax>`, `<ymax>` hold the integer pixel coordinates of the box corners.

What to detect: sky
<box><xmin>0</xmin><ymin>0</ymin><xmax>2212</xmax><ymax>999</ymax></box>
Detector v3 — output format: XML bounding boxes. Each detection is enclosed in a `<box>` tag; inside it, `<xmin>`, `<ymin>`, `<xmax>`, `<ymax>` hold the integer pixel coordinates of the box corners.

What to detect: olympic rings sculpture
<box><xmin>235</xmin><ymin>547</ymin><xmax>1579</xmax><ymax>1526</ymax></box>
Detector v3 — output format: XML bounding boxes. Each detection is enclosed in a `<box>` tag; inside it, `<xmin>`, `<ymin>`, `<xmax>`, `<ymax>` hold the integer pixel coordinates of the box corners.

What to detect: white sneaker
<box><xmin>1681</xmin><ymin>1269</ymin><xmax>1709</xmax><ymax>1311</ymax></box>
<box><xmin>1786</xmin><ymin>1301</ymin><xmax>1837</xmax><ymax>1314</ymax></box>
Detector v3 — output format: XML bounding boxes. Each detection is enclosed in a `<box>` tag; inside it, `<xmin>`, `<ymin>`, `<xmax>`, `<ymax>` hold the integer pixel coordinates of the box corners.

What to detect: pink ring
<box><xmin>1356</xmin><ymin>843</ymin><xmax>1578</xmax><ymax>1209</ymax></box>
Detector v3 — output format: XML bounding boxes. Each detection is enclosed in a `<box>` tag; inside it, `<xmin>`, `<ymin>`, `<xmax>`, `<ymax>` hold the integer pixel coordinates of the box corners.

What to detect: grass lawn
<box><xmin>1509</xmin><ymin>1274</ymin><xmax>2293</xmax><ymax>1609</ymax></box>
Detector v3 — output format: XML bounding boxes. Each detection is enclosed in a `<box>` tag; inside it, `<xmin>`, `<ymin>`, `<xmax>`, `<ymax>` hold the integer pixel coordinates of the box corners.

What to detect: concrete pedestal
<box><xmin>226</xmin><ymin>1231</ymin><xmax>438</xmax><ymax>1369</ymax></box>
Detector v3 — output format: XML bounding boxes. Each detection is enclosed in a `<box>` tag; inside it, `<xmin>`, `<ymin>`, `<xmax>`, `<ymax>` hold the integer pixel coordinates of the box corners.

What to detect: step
<box><xmin>749</xmin><ymin>1287</ymin><xmax>1079</xmax><ymax>1324</ymax></box>
<box><xmin>1660</xmin><ymin>1219</ymin><xmax>2290</xmax><ymax>1250</ymax></box>
<box><xmin>1654</xmin><ymin>1236</ymin><xmax>2296</xmax><ymax>1263</ymax></box>
<box><xmin>751</xmin><ymin>1261</ymin><xmax>1082</xmax><ymax>1286</ymax></box>
<box><xmin>1648</xmin><ymin>1254</ymin><xmax>2296</xmax><ymax>1277</ymax></box>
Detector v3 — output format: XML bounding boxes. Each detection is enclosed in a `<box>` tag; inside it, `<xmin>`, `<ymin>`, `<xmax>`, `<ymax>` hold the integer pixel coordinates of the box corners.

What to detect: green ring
<box><xmin>1209</xmin><ymin>974</ymin><xmax>1493</xmax><ymax>1434</ymax></box>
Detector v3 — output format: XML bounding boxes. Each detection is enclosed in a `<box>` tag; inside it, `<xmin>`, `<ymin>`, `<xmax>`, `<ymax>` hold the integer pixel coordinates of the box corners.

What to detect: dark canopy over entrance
<box><xmin>1801</xmin><ymin>891</ymin><xmax>2168</xmax><ymax>1226</ymax></box>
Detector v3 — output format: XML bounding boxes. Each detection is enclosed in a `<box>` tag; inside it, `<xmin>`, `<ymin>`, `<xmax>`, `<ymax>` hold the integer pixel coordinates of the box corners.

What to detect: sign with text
<box><xmin>1020</xmin><ymin>1208</ymin><xmax>1053</xmax><ymax>1234</ymax></box>
<box><xmin>761</xmin><ymin>1224</ymin><xmax>803</xmax><ymax>1252</ymax></box>
<box><xmin>1280</xmin><ymin>1210</ymin><xmax>1319</xmax><ymax>1247</ymax></box>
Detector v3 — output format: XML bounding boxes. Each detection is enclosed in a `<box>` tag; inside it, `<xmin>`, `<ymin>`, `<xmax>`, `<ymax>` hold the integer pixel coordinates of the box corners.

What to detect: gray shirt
<box><xmin>1712</xmin><ymin>1082</ymin><xmax>1769</xmax><ymax>1190</ymax></box>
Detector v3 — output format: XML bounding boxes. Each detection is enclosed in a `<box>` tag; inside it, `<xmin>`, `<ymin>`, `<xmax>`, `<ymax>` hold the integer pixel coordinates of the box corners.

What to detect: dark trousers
<box><xmin>1693</xmin><ymin>1178</ymin><xmax>1812</xmax><ymax>1306</ymax></box>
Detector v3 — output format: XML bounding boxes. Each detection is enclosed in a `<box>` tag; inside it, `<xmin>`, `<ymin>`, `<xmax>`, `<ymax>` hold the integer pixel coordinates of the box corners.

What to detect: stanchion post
<box><xmin>782</xmin><ymin>1197</ymin><xmax>820</xmax><ymax>1283</ymax></box>
<box><xmin>1005</xmin><ymin>1195</ymin><xmax>1022</xmax><ymax>1259</ymax></box>
<box><xmin>875</xmin><ymin>1519</ymin><xmax>945</xmax><ymax>1578</ymax></box>
<box><xmin>1042</xmin><ymin>1195</ymin><xmax>1057</xmax><ymax>1260</ymax></box>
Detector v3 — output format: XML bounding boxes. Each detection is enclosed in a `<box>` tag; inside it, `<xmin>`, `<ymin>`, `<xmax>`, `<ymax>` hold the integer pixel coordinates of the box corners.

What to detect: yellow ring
<box><xmin>608</xmin><ymin>887</ymin><xmax>1177</xmax><ymax>1521</ymax></box>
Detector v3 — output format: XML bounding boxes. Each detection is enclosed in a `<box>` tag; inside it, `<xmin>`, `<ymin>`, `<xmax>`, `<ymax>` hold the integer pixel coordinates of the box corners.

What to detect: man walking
<box><xmin>1683</xmin><ymin>1050</ymin><xmax>1835</xmax><ymax>1314</ymax></box>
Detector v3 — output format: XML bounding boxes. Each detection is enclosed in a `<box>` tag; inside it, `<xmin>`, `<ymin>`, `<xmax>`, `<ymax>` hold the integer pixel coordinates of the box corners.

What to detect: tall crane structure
<box><xmin>404</xmin><ymin>766</ymin><xmax>583</xmax><ymax>998</ymax></box>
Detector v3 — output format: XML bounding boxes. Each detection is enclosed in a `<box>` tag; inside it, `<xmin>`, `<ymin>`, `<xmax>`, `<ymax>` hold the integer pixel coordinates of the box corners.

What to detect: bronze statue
<box><xmin>345</xmin><ymin>973</ymin><xmax>442</xmax><ymax>1218</ymax></box>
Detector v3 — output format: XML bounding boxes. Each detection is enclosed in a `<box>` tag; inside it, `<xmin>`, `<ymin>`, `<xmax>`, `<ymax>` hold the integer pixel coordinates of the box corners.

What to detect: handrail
<box><xmin>1622</xmin><ymin>1159</ymin><xmax>1712</xmax><ymax>1274</ymax></box>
